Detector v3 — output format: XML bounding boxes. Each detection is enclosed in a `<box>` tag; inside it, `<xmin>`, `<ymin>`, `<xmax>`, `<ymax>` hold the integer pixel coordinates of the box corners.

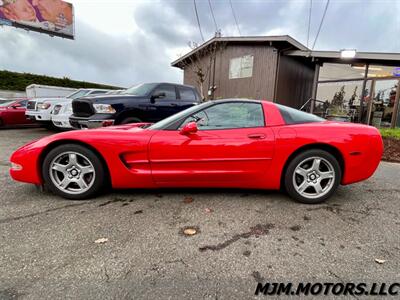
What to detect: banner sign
<box><xmin>393</xmin><ymin>67</ymin><xmax>400</xmax><ymax>77</ymax></box>
<box><xmin>0</xmin><ymin>0</ymin><xmax>74</xmax><ymax>39</ymax></box>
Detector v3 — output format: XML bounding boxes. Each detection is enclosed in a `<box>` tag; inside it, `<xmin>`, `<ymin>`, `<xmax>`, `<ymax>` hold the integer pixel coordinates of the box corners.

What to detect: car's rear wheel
<box><xmin>284</xmin><ymin>149</ymin><xmax>341</xmax><ymax>204</ymax></box>
<box><xmin>42</xmin><ymin>144</ymin><xmax>106</xmax><ymax>200</ymax></box>
<box><xmin>120</xmin><ymin>117</ymin><xmax>142</xmax><ymax>125</ymax></box>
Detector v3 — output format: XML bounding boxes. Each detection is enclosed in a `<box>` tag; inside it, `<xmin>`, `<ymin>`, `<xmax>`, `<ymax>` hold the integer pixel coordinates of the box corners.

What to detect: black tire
<box><xmin>120</xmin><ymin>117</ymin><xmax>142</xmax><ymax>125</ymax></box>
<box><xmin>44</xmin><ymin>122</ymin><xmax>57</xmax><ymax>131</ymax></box>
<box><xmin>284</xmin><ymin>149</ymin><xmax>341</xmax><ymax>204</ymax></box>
<box><xmin>42</xmin><ymin>144</ymin><xmax>106</xmax><ymax>200</ymax></box>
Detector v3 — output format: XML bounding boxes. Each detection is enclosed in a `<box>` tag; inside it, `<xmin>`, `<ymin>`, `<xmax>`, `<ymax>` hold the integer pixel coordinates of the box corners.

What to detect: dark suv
<box><xmin>69</xmin><ymin>83</ymin><xmax>201</xmax><ymax>129</ymax></box>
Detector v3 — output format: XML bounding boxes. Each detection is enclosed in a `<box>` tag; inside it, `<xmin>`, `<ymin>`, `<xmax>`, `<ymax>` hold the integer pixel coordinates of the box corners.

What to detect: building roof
<box><xmin>172</xmin><ymin>35</ymin><xmax>400</xmax><ymax>69</ymax></box>
<box><xmin>285</xmin><ymin>50</ymin><xmax>400</xmax><ymax>66</ymax></box>
<box><xmin>171</xmin><ymin>35</ymin><xmax>308</xmax><ymax>68</ymax></box>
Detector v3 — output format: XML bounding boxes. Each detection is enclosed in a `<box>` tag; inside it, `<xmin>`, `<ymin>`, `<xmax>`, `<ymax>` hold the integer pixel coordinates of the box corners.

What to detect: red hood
<box><xmin>92</xmin><ymin>122</ymin><xmax>153</xmax><ymax>131</ymax></box>
<box><xmin>13</xmin><ymin>122</ymin><xmax>155</xmax><ymax>155</ymax></box>
<box><xmin>48</xmin><ymin>122</ymin><xmax>153</xmax><ymax>140</ymax></box>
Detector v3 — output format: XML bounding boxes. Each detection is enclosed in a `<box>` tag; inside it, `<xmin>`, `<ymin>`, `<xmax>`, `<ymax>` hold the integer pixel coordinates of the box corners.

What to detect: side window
<box><xmin>178</xmin><ymin>86</ymin><xmax>196</xmax><ymax>101</ymax></box>
<box><xmin>180</xmin><ymin>102</ymin><xmax>264</xmax><ymax>130</ymax></box>
<box><xmin>90</xmin><ymin>91</ymin><xmax>107</xmax><ymax>95</ymax></box>
<box><xmin>152</xmin><ymin>85</ymin><xmax>176</xmax><ymax>100</ymax></box>
<box><xmin>18</xmin><ymin>100</ymin><xmax>28</xmax><ymax>107</ymax></box>
<box><xmin>277</xmin><ymin>104</ymin><xmax>325</xmax><ymax>124</ymax></box>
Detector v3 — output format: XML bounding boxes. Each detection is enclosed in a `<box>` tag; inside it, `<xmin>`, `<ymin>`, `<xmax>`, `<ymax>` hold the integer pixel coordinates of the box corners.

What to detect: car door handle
<box><xmin>170</xmin><ymin>103</ymin><xmax>178</xmax><ymax>107</ymax></box>
<box><xmin>248</xmin><ymin>134</ymin><xmax>265</xmax><ymax>139</ymax></box>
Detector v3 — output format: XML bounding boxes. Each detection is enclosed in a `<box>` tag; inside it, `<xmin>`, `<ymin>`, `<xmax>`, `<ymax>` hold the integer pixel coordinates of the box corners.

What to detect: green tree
<box><xmin>331</xmin><ymin>85</ymin><xmax>345</xmax><ymax>108</ymax></box>
<box><xmin>0</xmin><ymin>70</ymin><xmax>123</xmax><ymax>91</ymax></box>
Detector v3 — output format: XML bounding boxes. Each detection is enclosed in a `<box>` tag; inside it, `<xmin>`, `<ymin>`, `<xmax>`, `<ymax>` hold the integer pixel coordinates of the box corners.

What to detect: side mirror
<box><xmin>151</xmin><ymin>92</ymin><xmax>166</xmax><ymax>103</ymax></box>
<box><xmin>11</xmin><ymin>104</ymin><xmax>21</xmax><ymax>109</ymax></box>
<box><xmin>180</xmin><ymin>121</ymin><xmax>198</xmax><ymax>135</ymax></box>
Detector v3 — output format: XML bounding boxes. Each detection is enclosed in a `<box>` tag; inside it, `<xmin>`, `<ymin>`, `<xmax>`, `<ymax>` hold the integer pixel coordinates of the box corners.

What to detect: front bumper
<box><xmin>52</xmin><ymin>114</ymin><xmax>73</xmax><ymax>129</ymax></box>
<box><xmin>69</xmin><ymin>115</ymin><xmax>115</xmax><ymax>129</ymax></box>
<box><xmin>9</xmin><ymin>141</ymin><xmax>43</xmax><ymax>185</ymax></box>
<box><xmin>25</xmin><ymin>111</ymin><xmax>51</xmax><ymax>121</ymax></box>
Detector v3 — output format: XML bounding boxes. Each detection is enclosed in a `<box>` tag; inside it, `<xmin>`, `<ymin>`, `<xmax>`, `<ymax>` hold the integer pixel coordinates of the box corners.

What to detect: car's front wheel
<box><xmin>42</xmin><ymin>144</ymin><xmax>106</xmax><ymax>200</ymax></box>
<box><xmin>284</xmin><ymin>149</ymin><xmax>341</xmax><ymax>204</ymax></box>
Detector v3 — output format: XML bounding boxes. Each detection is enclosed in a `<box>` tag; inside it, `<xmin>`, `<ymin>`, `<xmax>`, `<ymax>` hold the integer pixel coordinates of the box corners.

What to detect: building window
<box><xmin>317</xmin><ymin>63</ymin><xmax>400</xmax><ymax>127</ymax></box>
<box><xmin>229</xmin><ymin>55</ymin><xmax>254</xmax><ymax>79</ymax></box>
<box><xmin>319</xmin><ymin>63</ymin><xmax>367</xmax><ymax>81</ymax></box>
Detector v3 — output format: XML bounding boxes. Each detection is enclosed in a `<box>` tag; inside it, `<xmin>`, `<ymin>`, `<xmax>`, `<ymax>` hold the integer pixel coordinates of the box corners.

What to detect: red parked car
<box><xmin>9</xmin><ymin>100</ymin><xmax>383</xmax><ymax>204</ymax></box>
<box><xmin>0</xmin><ymin>99</ymin><xmax>37</xmax><ymax>128</ymax></box>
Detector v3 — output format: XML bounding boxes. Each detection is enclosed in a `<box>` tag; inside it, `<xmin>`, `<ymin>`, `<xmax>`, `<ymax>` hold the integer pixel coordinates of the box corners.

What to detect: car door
<box><xmin>5</xmin><ymin>100</ymin><xmax>29</xmax><ymax>125</ymax></box>
<box><xmin>148</xmin><ymin>101</ymin><xmax>275</xmax><ymax>188</ymax></box>
<box><xmin>149</xmin><ymin>84</ymin><xmax>180</xmax><ymax>120</ymax></box>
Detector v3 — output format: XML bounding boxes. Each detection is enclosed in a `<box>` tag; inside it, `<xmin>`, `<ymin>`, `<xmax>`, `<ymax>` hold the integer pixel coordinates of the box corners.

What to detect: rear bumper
<box><xmin>341</xmin><ymin>133</ymin><xmax>383</xmax><ymax>185</ymax></box>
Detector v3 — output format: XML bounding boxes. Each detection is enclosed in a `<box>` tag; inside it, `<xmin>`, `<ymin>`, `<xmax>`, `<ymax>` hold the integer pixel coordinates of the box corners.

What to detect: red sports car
<box><xmin>9</xmin><ymin>100</ymin><xmax>383</xmax><ymax>204</ymax></box>
<box><xmin>0</xmin><ymin>98</ymin><xmax>37</xmax><ymax>128</ymax></box>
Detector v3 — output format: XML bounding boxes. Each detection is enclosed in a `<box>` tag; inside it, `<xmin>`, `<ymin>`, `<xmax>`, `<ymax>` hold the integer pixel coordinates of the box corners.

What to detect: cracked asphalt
<box><xmin>0</xmin><ymin>128</ymin><xmax>399</xmax><ymax>299</ymax></box>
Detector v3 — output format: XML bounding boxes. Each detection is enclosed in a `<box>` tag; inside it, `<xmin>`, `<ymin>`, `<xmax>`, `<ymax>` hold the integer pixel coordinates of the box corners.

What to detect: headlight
<box><xmin>37</xmin><ymin>103</ymin><xmax>51</xmax><ymax>110</ymax></box>
<box><xmin>93</xmin><ymin>104</ymin><xmax>116</xmax><ymax>114</ymax></box>
<box><xmin>52</xmin><ymin>105</ymin><xmax>62</xmax><ymax>114</ymax></box>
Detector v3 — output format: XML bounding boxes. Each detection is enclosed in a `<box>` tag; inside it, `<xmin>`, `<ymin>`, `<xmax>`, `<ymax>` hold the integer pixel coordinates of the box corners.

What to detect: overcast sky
<box><xmin>0</xmin><ymin>0</ymin><xmax>399</xmax><ymax>88</ymax></box>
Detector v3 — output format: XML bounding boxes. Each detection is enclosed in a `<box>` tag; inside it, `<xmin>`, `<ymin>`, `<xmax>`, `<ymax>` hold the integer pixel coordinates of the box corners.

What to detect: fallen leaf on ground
<box><xmin>204</xmin><ymin>208</ymin><xmax>213</xmax><ymax>213</ymax></box>
<box><xmin>375</xmin><ymin>258</ymin><xmax>386</xmax><ymax>264</ymax></box>
<box><xmin>183</xmin><ymin>197</ymin><xmax>194</xmax><ymax>204</ymax></box>
<box><xmin>95</xmin><ymin>238</ymin><xmax>108</xmax><ymax>244</ymax></box>
<box><xmin>183</xmin><ymin>228</ymin><xmax>197</xmax><ymax>236</ymax></box>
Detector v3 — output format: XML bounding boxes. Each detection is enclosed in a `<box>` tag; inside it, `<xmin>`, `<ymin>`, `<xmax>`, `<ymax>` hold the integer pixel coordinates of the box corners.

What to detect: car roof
<box><xmin>210</xmin><ymin>98</ymin><xmax>276</xmax><ymax>106</ymax></box>
<box><xmin>146</xmin><ymin>82</ymin><xmax>197</xmax><ymax>89</ymax></box>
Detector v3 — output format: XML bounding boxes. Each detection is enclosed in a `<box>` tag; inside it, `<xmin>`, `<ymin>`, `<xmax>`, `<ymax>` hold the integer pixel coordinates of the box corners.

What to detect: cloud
<box><xmin>0</xmin><ymin>0</ymin><xmax>398</xmax><ymax>88</ymax></box>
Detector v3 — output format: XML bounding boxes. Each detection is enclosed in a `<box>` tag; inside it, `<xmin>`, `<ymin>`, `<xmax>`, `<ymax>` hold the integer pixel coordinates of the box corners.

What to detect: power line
<box><xmin>311</xmin><ymin>0</ymin><xmax>330</xmax><ymax>50</ymax></box>
<box><xmin>193</xmin><ymin>0</ymin><xmax>205</xmax><ymax>42</ymax></box>
<box><xmin>229</xmin><ymin>0</ymin><xmax>241</xmax><ymax>36</ymax></box>
<box><xmin>306</xmin><ymin>0</ymin><xmax>312</xmax><ymax>48</ymax></box>
<box><xmin>208</xmin><ymin>0</ymin><xmax>218</xmax><ymax>32</ymax></box>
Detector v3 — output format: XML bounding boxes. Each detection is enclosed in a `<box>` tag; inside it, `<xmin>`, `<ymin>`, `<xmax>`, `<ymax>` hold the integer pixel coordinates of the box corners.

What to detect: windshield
<box><xmin>0</xmin><ymin>100</ymin><xmax>14</xmax><ymax>107</ymax></box>
<box><xmin>148</xmin><ymin>102</ymin><xmax>207</xmax><ymax>130</ymax></box>
<box><xmin>67</xmin><ymin>90</ymin><xmax>90</xmax><ymax>99</ymax></box>
<box><xmin>123</xmin><ymin>83</ymin><xmax>158</xmax><ymax>96</ymax></box>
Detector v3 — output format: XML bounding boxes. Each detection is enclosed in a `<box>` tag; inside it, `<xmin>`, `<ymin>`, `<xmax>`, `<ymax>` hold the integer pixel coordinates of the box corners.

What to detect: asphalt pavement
<box><xmin>0</xmin><ymin>128</ymin><xmax>399</xmax><ymax>299</ymax></box>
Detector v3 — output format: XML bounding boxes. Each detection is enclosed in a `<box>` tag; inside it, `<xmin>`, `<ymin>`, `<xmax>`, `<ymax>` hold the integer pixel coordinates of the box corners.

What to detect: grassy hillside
<box><xmin>0</xmin><ymin>70</ymin><xmax>123</xmax><ymax>91</ymax></box>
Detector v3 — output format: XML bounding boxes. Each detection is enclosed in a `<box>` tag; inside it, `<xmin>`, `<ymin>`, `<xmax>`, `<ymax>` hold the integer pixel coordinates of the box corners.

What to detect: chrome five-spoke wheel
<box><xmin>285</xmin><ymin>149</ymin><xmax>341</xmax><ymax>204</ymax></box>
<box><xmin>293</xmin><ymin>157</ymin><xmax>335</xmax><ymax>199</ymax></box>
<box><xmin>43</xmin><ymin>144</ymin><xmax>106</xmax><ymax>200</ymax></box>
<box><xmin>49</xmin><ymin>151</ymin><xmax>96</xmax><ymax>195</ymax></box>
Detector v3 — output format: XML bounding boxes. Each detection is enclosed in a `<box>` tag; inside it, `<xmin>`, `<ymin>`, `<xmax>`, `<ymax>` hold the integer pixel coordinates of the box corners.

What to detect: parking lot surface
<box><xmin>0</xmin><ymin>128</ymin><xmax>399</xmax><ymax>299</ymax></box>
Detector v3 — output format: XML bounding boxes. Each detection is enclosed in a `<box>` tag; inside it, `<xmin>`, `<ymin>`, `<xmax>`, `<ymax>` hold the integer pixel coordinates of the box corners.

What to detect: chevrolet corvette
<box><xmin>10</xmin><ymin>99</ymin><xmax>383</xmax><ymax>204</ymax></box>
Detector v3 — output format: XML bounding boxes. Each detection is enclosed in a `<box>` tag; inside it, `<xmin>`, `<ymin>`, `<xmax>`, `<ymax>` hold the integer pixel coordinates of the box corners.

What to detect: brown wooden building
<box><xmin>171</xmin><ymin>35</ymin><xmax>315</xmax><ymax>109</ymax></box>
